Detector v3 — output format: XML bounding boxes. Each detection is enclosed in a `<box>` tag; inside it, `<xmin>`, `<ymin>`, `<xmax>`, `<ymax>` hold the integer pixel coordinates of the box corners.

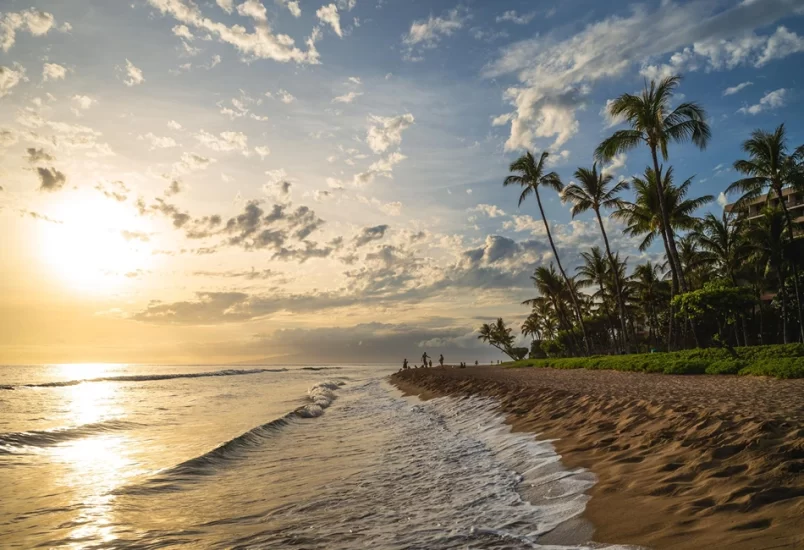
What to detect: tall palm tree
<box><xmin>563</xmin><ymin>164</ymin><xmax>630</xmax><ymax>348</ymax></box>
<box><xmin>596</xmin><ymin>75</ymin><xmax>711</xmax><ymax>293</ymax></box>
<box><xmin>727</xmin><ymin>124</ymin><xmax>804</xmax><ymax>342</ymax></box>
<box><xmin>504</xmin><ymin>151</ymin><xmax>590</xmax><ymax>354</ymax></box>
<box><xmin>529</xmin><ymin>265</ymin><xmax>574</xmax><ymax>333</ymax></box>
<box><xmin>521</xmin><ymin>314</ymin><xmax>541</xmax><ymax>342</ymax></box>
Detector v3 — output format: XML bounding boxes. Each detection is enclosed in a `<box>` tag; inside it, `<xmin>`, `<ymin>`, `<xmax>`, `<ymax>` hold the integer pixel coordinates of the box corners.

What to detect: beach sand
<box><xmin>392</xmin><ymin>366</ymin><xmax>804</xmax><ymax>549</ymax></box>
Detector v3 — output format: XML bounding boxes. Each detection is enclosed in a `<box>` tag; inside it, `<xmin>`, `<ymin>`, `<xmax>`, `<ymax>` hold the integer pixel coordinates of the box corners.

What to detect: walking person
<box><xmin>439</xmin><ymin>354</ymin><xmax>444</xmax><ymax>367</ymax></box>
<box><xmin>421</xmin><ymin>352</ymin><xmax>430</xmax><ymax>367</ymax></box>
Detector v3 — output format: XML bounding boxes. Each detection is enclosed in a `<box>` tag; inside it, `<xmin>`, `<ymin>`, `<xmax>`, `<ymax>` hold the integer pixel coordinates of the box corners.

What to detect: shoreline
<box><xmin>391</xmin><ymin>366</ymin><xmax>804</xmax><ymax>549</ymax></box>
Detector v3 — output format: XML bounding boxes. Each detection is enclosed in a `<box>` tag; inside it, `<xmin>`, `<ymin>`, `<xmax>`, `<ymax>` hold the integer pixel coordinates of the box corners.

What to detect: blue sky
<box><xmin>1</xmin><ymin>0</ymin><xmax>803</xmax><ymax>364</ymax></box>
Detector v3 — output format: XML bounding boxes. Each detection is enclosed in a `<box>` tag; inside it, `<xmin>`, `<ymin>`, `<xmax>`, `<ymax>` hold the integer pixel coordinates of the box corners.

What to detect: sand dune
<box><xmin>392</xmin><ymin>366</ymin><xmax>804</xmax><ymax>549</ymax></box>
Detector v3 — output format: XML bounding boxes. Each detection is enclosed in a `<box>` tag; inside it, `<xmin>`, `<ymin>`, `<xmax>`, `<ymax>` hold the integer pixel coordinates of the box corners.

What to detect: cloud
<box><xmin>316</xmin><ymin>4</ymin><xmax>343</xmax><ymax>37</ymax></box>
<box><xmin>353</xmin><ymin>151</ymin><xmax>407</xmax><ymax>186</ymax></box>
<box><xmin>468</xmin><ymin>204</ymin><xmax>506</xmax><ymax>218</ymax></box>
<box><xmin>717</xmin><ymin>192</ymin><xmax>729</xmax><ymax>209</ymax></box>
<box><xmin>275</xmin><ymin>89</ymin><xmax>296</xmax><ymax>103</ymax></box>
<box><xmin>484</xmin><ymin>0</ymin><xmax>803</xmax><ymax>151</ymax></box>
<box><xmin>353</xmin><ymin>224</ymin><xmax>389</xmax><ymax>247</ymax></box>
<box><xmin>0</xmin><ymin>8</ymin><xmax>58</xmax><ymax>52</ymax></box>
<box><xmin>279</xmin><ymin>0</ymin><xmax>302</xmax><ymax>18</ymax></box>
<box><xmin>193</xmin><ymin>267</ymin><xmax>280</xmax><ymax>279</ymax></box>
<box><xmin>36</xmin><ymin>167</ymin><xmax>67</xmax><ymax>192</ymax></box>
<box><xmin>194</xmin><ymin>130</ymin><xmax>248</xmax><ymax>153</ymax></box>
<box><xmin>402</xmin><ymin>6</ymin><xmax>468</xmax><ymax>60</ymax></box>
<box><xmin>42</xmin><ymin>62</ymin><xmax>67</xmax><ymax>82</ymax></box>
<box><xmin>121</xmin><ymin>230</ymin><xmax>151</xmax><ymax>242</ymax></box>
<box><xmin>147</xmin><ymin>0</ymin><xmax>319</xmax><ymax>64</ymax></box>
<box><xmin>96</xmin><ymin>180</ymin><xmax>131</xmax><ymax>202</ymax></box>
<box><xmin>601</xmin><ymin>152</ymin><xmax>627</xmax><ymax>176</ymax></box>
<box><xmin>738</xmin><ymin>88</ymin><xmax>787</xmax><ymax>115</ymax></box>
<box><xmin>332</xmin><ymin>91</ymin><xmax>363</xmax><ymax>103</ymax></box>
<box><xmin>237</xmin><ymin>0</ymin><xmax>268</xmax><ymax>22</ymax></box>
<box><xmin>72</xmin><ymin>94</ymin><xmax>95</xmax><ymax>110</ymax></box>
<box><xmin>348</xmin><ymin>76</ymin><xmax>361</xmax><ymax>85</ymax></box>
<box><xmin>26</xmin><ymin>147</ymin><xmax>54</xmax><ymax>163</ymax></box>
<box><xmin>167</xmin><ymin>120</ymin><xmax>183</xmax><ymax>130</ymax></box>
<box><xmin>496</xmin><ymin>10</ymin><xmax>535</xmax><ymax>25</ymax></box>
<box><xmin>121</xmin><ymin>59</ymin><xmax>144</xmax><ymax>86</ymax></box>
<box><xmin>141</xmin><ymin>132</ymin><xmax>178</xmax><ymax>149</ymax></box>
<box><xmin>0</xmin><ymin>64</ymin><xmax>26</xmax><ymax>97</ymax></box>
<box><xmin>366</xmin><ymin>113</ymin><xmax>415</xmax><ymax>154</ymax></box>
<box><xmin>164</xmin><ymin>179</ymin><xmax>185</xmax><ymax>196</ymax></box>
<box><xmin>172</xmin><ymin>24</ymin><xmax>194</xmax><ymax>40</ymax></box>
<box><xmin>723</xmin><ymin>81</ymin><xmax>752</xmax><ymax>96</ymax></box>
<box><xmin>255</xmin><ymin>145</ymin><xmax>271</xmax><ymax>159</ymax></box>
<box><xmin>172</xmin><ymin>152</ymin><xmax>215</xmax><ymax>175</ymax></box>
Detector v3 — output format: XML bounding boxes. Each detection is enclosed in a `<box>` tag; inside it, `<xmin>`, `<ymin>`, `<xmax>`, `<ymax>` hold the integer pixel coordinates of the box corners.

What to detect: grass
<box><xmin>505</xmin><ymin>344</ymin><xmax>804</xmax><ymax>379</ymax></box>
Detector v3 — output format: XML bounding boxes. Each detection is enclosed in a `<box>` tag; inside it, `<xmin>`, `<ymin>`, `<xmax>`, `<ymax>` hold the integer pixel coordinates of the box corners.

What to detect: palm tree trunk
<box><xmin>650</xmin><ymin>148</ymin><xmax>687</xmax><ymax>293</ymax></box>
<box><xmin>597</xmin><ymin>280</ymin><xmax>619</xmax><ymax>353</ymax></box>
<box><xmin>776</xmin><ymin>265</ymin><xmax>789</xmax><ymax>345</ymax></box>
<box><xmin>535</xmin><ymin>189</ymin><xmax>590</xmax><ymax>355</ymax></box>
<box><xmin>774</xmin><ymin>186</ymin><xmax>804</xmax><ymax>343</ymax></box>
<box><xmin>657</xmin><ymin>222</ymin><xmax>678</xmax><ymax>350</ymax></box>
<box><xmin>595</xmin><ymin>210</ymin><xmax>630</xmax><ymax>352</ymax></box>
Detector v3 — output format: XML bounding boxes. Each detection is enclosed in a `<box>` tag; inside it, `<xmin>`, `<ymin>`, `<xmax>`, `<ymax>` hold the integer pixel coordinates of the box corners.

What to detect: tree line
<box><xmin>480</xmin><ymin>75</ymin><xmax>804</xmax><ymax>360</ymax></box>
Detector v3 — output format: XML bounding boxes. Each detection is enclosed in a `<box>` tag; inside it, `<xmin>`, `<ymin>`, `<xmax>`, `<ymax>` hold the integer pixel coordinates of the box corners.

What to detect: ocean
<box><xmin>0</xmin><ymin>364</ymin><xmax>633</xmax><ymax>549</ymax></box>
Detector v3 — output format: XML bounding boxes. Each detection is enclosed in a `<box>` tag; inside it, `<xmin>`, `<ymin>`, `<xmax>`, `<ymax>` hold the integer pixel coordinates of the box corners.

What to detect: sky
<box><xmin>1</xmin><ymin>0</ymin><xmax>803</xmax><ymax>365</ymax></box>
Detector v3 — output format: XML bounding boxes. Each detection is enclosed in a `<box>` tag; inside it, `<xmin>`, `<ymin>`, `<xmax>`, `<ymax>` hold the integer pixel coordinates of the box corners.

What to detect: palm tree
<box><xmin>577</xmin><ymin>247</ymin><xmax>619</xmax><ymax>351</ymax></box>
<box><xmin>727</xmin><ymin>124</ymin><xmax>804</xmax><ymax>342</ymax></box>
<box><xmin>693</xmin><ymin>212</ymin><xmax>752</xmax><ymax>345</ymax></box>
<box><xmin>478</xmin><ymin>318</ymin><xmax>517</xmax><ymax>359</ymax></box>
<box><xmin>676</xmin><ymin>234</ymin><xmax>709</xmax><ymax>290</ymax></box>
<box><xmin>521</xmin><ymin>314</ymin><xmax>541</xmax><ymax>342</ymax></box>
<box><xmin>504</xmin><ymin>151</ymin><xmax>590</xmax><ymax>354</ymax></box>
<box><xmin>563</xmin><ymin>164</ymin><xmax>631</xmax><ymax>349</ymax></box>
<box><xmin>529</xmin><ymin>265</ymin><xmax>574</xmax><ymax>333</ymax></box>
<box><xmin>596</xmin><ymin>75</ymin><xmax>711</xmax><ymax>293</ymax></box>
<box><xmin>614</xmin><ymin>168</ymin><xmax>713</xmax><ymax>287</ymax></box>
<box><xmin>746</xmin><ymin>207</ymin><xmax>794</xmax><ymax>344</ymax></box>
<box><xmin>630</xmin><ymin>261</ymin><xmax>670</xmax><ymax>349</ymax></box>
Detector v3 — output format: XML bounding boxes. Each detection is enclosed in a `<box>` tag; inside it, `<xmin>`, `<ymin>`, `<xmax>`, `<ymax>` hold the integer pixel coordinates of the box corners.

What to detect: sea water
<box><xmin>0</xmin><ymin>364</ymin><xmax>636</xmax><ymax>549</ymax></box>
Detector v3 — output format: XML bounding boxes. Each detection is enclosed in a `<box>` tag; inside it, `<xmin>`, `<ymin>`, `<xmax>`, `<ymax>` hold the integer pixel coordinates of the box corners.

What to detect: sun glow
<box><xmin>36</xmin><ymin>192</ymin><xmax>153</xmax><ymax>293</ymax></box>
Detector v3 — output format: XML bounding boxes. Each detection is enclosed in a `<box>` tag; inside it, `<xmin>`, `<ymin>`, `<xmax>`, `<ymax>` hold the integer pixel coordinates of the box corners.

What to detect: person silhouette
<box><xmin>439</xmin><ymin>354</ymin><xmax>444</xmax><ymax>367</ymax></box>
<box><xmin>403</xmin><ymin>358</ymin><xmax>408</xmax><ymax>370</ymax></box>
<box><xmin>422</xmin><ymin>352</ymin><xmax>430</xmax><ymax>367</ymax></box>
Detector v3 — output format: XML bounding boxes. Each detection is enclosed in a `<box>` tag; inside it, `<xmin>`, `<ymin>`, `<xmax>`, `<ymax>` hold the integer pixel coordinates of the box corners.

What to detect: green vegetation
<box><xmin>503</xmin><ymin>344</ymin><xmax>804</xmax><ymax>379</ymax></box>
<box><xmin>477</xmin><ymin>75</ymin><xmax>804</xmax><ymax>373</ymax></box>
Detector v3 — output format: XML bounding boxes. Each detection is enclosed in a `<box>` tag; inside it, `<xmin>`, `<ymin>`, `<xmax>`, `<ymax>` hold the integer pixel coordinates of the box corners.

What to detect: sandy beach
<box><xmin>392</xmin><ymin>366</ymin><xmax>804</xmax><ymax>549</ymax></box>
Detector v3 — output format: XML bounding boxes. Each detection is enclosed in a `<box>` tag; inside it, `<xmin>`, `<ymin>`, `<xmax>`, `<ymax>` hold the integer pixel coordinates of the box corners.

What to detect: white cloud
<box><xmin>496</xmin><ymin>11</ymin><xmax>535</xmax><ymax>25</ymax></box>
<box><xmin>484</xmin><ymin>0</ymin><xmax>803</xmax><ymax>152</ymax></box>
<box><xmin>195</xmin><ymin>130</ymin><xmax>249</xmax><ymax>153</ymax></box>
<box><xmin>255</xmin><ymin>145</ymin><xmax>271</xmax><ymax>159</ymax></box>
<box><xmin>402</xmin><ymin>6</ymin><xmax>468</xmax><ymax>60</ymax></box>
<box><xmin>337</xmin><ymin>0</ymin><xmax>357</xmax><ymax>11</ymax></box>
<box><xmin>167</xmin><ymin>120</ymin><xmax>183</xmax><ymax>130</ymax></box>
<box><xmin>0</xmin><ymin>64</ymin><xmax>27</xmax><ymax>97</ymax></box>
<box><xmin>71</xmin><ymin>95</ymin><xmax>95</xmax><ymax>110</ymax></box>
<box><xmin>316</xmin><ymin>4</ymin><xmax>343</xmax><ymax>38</ymax></box>
<box><xmin>468</xmin><ymin>204</ymin><xmax>506</xmax><ymax>218</ymax></box>
<box><xmin>276</xmin><ymin>89</ymin><xmax>296</xmax><ymax>103</ymax></box>
<box><xmin>348</xmin><ymin>76</ymin><xmax>361</xmax><ymax>85</ymax></box>
<box><xmin>0</xmin><ymin>8</ymin><xmax>57</xmax><ymax>52</ymax></box>
<box><xmin>122</xmin><ymin>59</ymin><xmax>144</xmax><ymax>86</ymax></box>
<box><xmin>723</xmin><ymin>81</ymin><xmax>752</xmax><ymax>96</ymax></box>
<box><xmin>353</xmin><ymin>151</ymin><xmax>407</xmax><ymax>186</ymax></box>
<box><xmin>172</xmin><ymin>24</ymin><xmax>194</xmax><ymax>40</ymax></box>
<box><xmin>366</xmin><ymin>113</ymin><xmax>415</xmax><ymax>154</ymax></box>
<box><xmin>147</xmin><ymin>0</ymin><xmax>319</xmax><ymax>64</ymax></box>
<box><xmin>141</xmin><ymin>132</ymin><xmax>178</xmax><ymax>149</ymax></box>
<box><xmin>601</xmin><ymin>153</ymin><xmax>627</xmax><ymax>176</ymax></box>
<box><xmin>237</xmin><ymin>0</ymin><xmax>268</xmax><ymax>23</ymax></box>
<box><xmin>172</xmin><ymin>152</ymin><xmax>215</xmax><ymax>175</ymax></box>
<box><xmin>216</xmin><ymin>0</ymin><xmax>235</xmax><ymax>13</ymax></box>
<box><xmin>332</xmin><ymin>91</ymin><xmax>363</xmax><ymax>103</ymax></box>
<box><xmin>279</xmin><ymin>0</ymin><xmax>302</xmax><ymax>18</ymax></box>
<box><xmin>717</xmin><ymin>192</ymin><xmax>728</xmax><ymax>209</ymax></box>
<box><xmin>42</xmin><ymin>62</ymin><xmax>67</xmax><ymax>82</ymax></box>
<box><xmin>545</xmin><ymin>149</ymin><xmax>571</xmax><ymax>167</ymax></box>
<box><xmin>738</xmin><ymin>88</ymin><xmax>788</xmax><ymax>115</ymax></box>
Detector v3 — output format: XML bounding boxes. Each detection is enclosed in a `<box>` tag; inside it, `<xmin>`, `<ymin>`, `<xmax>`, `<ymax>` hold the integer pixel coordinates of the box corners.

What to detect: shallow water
<box><xmin>0</xmin><ymin>364</ymin><xmax>635</xmax><ymax>549</ymax></box>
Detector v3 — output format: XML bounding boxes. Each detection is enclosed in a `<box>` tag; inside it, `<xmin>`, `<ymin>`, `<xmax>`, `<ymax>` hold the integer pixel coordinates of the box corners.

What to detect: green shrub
<box><xmin>502</xmin><ymin>344</ymin><xmax>804</xmax><ymax>379</ymax></box>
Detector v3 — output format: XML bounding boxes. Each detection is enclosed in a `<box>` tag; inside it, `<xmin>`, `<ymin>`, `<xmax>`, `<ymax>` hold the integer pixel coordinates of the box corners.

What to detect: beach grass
<box><xmin>504</xmin><ymin>343</ymin><xmax>804</xmax><ymax>379</ymax></box>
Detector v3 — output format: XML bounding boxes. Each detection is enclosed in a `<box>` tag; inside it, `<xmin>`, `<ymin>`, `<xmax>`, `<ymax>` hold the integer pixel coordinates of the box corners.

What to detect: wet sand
<box><xmin>391</xmin><ymin>366</ymin><xmax>804</xmax><ymax>549</ymax></box>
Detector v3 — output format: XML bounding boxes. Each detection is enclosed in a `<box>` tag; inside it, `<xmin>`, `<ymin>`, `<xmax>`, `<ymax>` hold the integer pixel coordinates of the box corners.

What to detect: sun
<box><xmin>36</xmin><ymin>191</ymin><xmax>154</xmax><ymax>294</ymax></box>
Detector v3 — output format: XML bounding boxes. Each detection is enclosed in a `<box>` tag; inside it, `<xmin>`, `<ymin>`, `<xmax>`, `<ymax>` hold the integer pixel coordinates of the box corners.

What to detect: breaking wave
<box><xmin>115</xmin><ymin>381</ymin><xmax>343</xmax><ymax>494</ymax></box>
<box><xmin>0</xmin><ymin>367</ymin><xmax>329</xmax><ymax>390</ymax></box>
<box><xmin>0</xmin><ymin>420</ymin><xmax>140</xmax><ymax>453</ymax></box>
